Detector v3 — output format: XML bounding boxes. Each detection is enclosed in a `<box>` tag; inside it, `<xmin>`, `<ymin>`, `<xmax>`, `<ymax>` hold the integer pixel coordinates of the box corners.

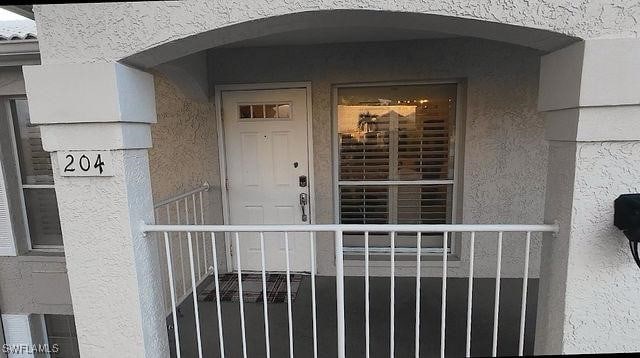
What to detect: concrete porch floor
<box><xmin>168</xmin><ymin>276</ymin><xmax>538</xmax><ymax>357</ymax></box>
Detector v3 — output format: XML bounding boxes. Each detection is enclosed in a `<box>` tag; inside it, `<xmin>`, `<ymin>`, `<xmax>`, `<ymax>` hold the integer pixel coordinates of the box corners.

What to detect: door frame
<box><xmin>214</xmin><ymin>82</ymin><xmax>316</xmax><ymax>272</ymax></box>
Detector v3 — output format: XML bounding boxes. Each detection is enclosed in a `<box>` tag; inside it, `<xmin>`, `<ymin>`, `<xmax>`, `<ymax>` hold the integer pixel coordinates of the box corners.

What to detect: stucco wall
<box><xmin>149</xmin><ymin>73</ymin><xmax>220</xmax><ymax>206</ymax></box>
<box><xmin>148</xmin><ymin>74</ymin><xmax>225</xmax><ymax>308</ymax></box>
<box><xmin>560</xmin><ymin>141</ymin><xmax>640</xmax><ymax>353</ymax></box>
<box><xmin>0</xmin><ymin>256</ymin><xmax>73</xmax><ymax>315</ymax></box>
<box><xmin>32</xmin><ymin>1</ymin><xmax>639</xmax><ymax>65</ymax></box>
<box><xmin>201</xmin><ymin>38</ymin><xmax>547</xmax><ymax>277</ymax></box>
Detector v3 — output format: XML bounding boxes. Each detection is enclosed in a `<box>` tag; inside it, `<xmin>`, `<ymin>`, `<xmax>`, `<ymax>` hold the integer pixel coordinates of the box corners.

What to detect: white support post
<box><xmin>536</xmin><ymin>38</ymin><xmax>640</xmax><ymax>355</ymax></box>
<box><xmin>23</xmin><ymin>63</ymin><xmax>169</xmax><ymax>357</ymax></box>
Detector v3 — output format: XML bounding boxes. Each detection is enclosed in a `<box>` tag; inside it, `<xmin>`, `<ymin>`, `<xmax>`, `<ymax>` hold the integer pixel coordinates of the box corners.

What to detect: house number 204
<box><xmin>58</xmin><ymin>151</ymin><xmax>114</xmax><ymax>177</ymax></box>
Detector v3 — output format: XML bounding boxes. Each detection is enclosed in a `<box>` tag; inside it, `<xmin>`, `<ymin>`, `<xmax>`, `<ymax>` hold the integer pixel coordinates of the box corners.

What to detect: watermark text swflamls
<box><xmin>2</xmin><ymin>344</ymin><xmax>60</xmax><ymax>354</ymax></box>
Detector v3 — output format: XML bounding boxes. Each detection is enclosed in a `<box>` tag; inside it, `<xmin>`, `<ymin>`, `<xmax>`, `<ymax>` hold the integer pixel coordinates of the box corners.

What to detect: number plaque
<box><xmin>58</xmin><ymin>151</ymin><xmax>114</xmax><ymax>177</ymax></box>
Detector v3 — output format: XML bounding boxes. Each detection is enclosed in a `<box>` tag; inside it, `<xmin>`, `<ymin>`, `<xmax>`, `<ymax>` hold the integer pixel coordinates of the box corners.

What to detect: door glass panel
<box><xmin>277</xmin><ymin>104</ymin><xmax>290</xmax><ymax>118</ymax></box>
<box><xmin>239</xmin><ymin>103</ymin><xmax>292</xmax><ymax>120</ymax></box>
<box><xmin>239</xmin><ymin>105</ymin><xmax>251</xmax><ymax>118</ymax></box>
<box><xmin>265</xmin><ymin>104</ymin><xmax>278</xmax><ymax>118</ymax></box>
<box><xmin>251</xmin><ymin>104</ymin><xmax>264</xmax><ymax>118</ymax></box>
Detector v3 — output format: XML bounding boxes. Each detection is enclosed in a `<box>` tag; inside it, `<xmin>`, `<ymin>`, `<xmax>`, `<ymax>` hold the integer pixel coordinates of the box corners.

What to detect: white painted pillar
<box><xmin>22</xmin><ymin>63</ymin><xmax>169</xmax><ymax>357</ymax></box>
<box><xmin>536</xmin><ymin>39</ymin><xmax>640</xmax><ymax>354</ymax></box>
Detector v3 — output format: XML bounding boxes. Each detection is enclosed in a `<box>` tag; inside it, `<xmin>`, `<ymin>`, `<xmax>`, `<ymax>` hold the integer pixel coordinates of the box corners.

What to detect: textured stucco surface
<box><xmin>32</xmin><ymin>1</ymin><xmax>640</xmax><ymax>65</ymax></box>
<box><xmin>564</xmin><ymin>142</ymin><xmax>640</xmax><ymax>353</ymax></box>
<box><xmin>534</xmin><ymin>38</ymin><xmax>640</xmax><ymax>354</ymax></box>
<box><xmin>149</xmin><ymin>74</ymin><xmax>220</xmax><ymax>207</ymax></box>
<box><xmin>51</xmin><ymin>149</ymin><xmax>169</xmax><ymax>357</ymax></box>
<box><xmin>207</xmin><ymin>38</ymin><xmax>548</xmax><ymax>277</ymax></box>
<box><xmin>537</xmin><ymin>141</ymin><xmax>640</xmax><ymax>354</ymax></box>
<box><xmin>536</xmin><ymin>141</ymin><xmax>576</xmax><ymax>354</ymax></box>
<box><xmin>148</xmin><ymin>74</ymin><xmax>225</xmax><ymax>309</ymax></box>
<box><xmin>0</xmin><ymin>256</ymin><xmax>72</xmax><ymax>315</ymax></box>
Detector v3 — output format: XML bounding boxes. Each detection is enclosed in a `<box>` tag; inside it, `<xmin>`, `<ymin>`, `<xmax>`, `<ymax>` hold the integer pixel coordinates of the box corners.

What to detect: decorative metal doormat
<box><xmin>198</xmin><ymin>273</ymin><xmax>303</xmax><ymax>303</ymax></box>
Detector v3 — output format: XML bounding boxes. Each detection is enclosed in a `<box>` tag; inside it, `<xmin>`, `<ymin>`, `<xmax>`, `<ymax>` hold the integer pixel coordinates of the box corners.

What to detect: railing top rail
<box><xmin>141</xmin><ymin>223</ymin><xmax>559</xmax><ymax>234</ymax></box>
<box><xmin>153</xmin><ymin>182</ymin><xmax>210</xmax><ymax>208</ymax></box>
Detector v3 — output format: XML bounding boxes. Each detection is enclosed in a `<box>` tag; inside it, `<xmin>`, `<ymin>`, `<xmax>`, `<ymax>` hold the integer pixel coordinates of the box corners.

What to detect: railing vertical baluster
<box><xmin>335</xmin><ymin>230</ymin><xmax>346</xmax><ymax>358</ymax></box>
<box><xmin>492</xmin><ymin>232</ymin><xmax>503</xmax><ymax>357</ymax></box>
<box><xmin>518</xmin><ymin>232</ymin><xmax>532</xmax><ymax>356</ymax></box>
<box><xmin>190</xmin><ymin>195</ymin><xmax>201</xmax><ymax>280</ymax></box>
<box><xmin>465</xmin><ymin>232</ymin><xmax>476</xmax><ymax>357</ymax></box>
<box><xmin>260</xmin><ymin>232</ymin><xmax>271</xmax><ymax>358</ymax></box>
<box><xmin>200</xmin><ymin>191</ymin><xmax>207</xmax><ymax>271</ymax></box>
<box><xmin>390</xmin><ymin>231</ymin><xmax>395</xmax><ymax>358</ymax></box>
<box><xmin>440</xmin><ymin>231</ymin><xmax>448</xmax><ymax>358</ymax></box>
<box><xmin>234</xmin><ymin>232</ymin><xmax>248</xmax><ymax>358</ymax></box>
<box><xmin>284</xmin><ymin>232</ymin><xmax>295</xmax><ymax>358</ymax></box>
<box><xmin>310</xmin><ymin>232</ymin><xmax>318</xmax><ymax>358</ymax></box>
<box><xmin>164</xmin><ymin>232</ymin><xmax>181</xmax><ymax>358</ymax></box>
<box><xmin>176</xmin><ymin>202</ymin><xmax>186</xmax><ymax>296</ymax></box>
<box><xmin>210</xmin><ymin>232</ymin><xmax>225</xmax><ymax>357</ymax></box>
<box><xmin>415</xmin><ymin>232</ymin><xmax>421</xmax><ymax>358</ymax></box>
<box><xmin>364</xmin><ymin>231</ymin><xmax>370</xmax><ymax>358</ymax></box>
<box><xmin>183</xmin><ymin>198</ymin><xmax>189</xmax><ymax>223</ymax></box>
<box><xmin>165</xmin><ymin>207</ymin><xmax>172</xmax><ymax>309</ymax></box>
<box><xmin>187</xmin><ymin>232</ymin><xmax>203</xmax><ymax>358</ymax></box>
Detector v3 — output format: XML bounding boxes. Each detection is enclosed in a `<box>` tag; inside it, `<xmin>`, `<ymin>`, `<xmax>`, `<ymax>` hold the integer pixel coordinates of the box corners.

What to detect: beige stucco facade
<box><xmin>6</xmin><ymin>1</ymin><xmax>640</xmax><ymax>357</ymax></box>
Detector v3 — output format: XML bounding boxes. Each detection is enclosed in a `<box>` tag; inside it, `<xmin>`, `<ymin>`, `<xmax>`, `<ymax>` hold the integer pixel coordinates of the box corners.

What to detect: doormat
<box><xmin>198</xmin><ymin>273</ymin><xmax>303</xmax><ymax>303</ymax></box>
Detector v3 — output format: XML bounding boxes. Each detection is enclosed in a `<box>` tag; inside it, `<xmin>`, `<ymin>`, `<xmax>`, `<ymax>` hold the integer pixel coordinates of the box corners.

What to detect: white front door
<box><xmin>222</xmin><ymin>88</ymin><xmax>312</xmax><ymax>272</ymax></box>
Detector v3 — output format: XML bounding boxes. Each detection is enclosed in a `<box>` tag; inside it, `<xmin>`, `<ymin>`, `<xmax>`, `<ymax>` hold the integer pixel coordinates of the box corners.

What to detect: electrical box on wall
<box><xmin>614</xmin><ymin>194</ymin><xmax>640</xmax><ymax>268</ymax></box>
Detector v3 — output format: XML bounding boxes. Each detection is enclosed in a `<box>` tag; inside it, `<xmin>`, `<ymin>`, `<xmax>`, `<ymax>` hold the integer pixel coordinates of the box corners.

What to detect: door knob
<box><xmin>299</xmin><ymin>193</ymin><xmax>308</xmax><ymax>222</ymax></box>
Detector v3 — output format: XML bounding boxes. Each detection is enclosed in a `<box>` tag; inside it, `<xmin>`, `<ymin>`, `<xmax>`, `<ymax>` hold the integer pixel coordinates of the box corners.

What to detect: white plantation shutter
<box><xmin>0</xmin><ymin>161</ymin><xmax>17</xmax><ymax>256</ymax></box>
<box><xmin>339</xmin><ymin>104</ymin><xmax>454</xmax><ymax>225</ymax></box>
<box><xmin>1</xmin><ymin>314</ymin><xmax>34</xmax><ymax>357</ymax></box>
<box><xmin>337</xmin><ymin>84</ymin><xmax>458</xmax><ymax>252</ymax></box>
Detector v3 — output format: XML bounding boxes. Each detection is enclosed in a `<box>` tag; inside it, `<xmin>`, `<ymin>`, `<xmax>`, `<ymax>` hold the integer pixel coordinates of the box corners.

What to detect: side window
<box><xmin>10</xmin><ymin>98</ymin><xmax>63</xmax><ymax>249</ymax></box>
<box><xmin>336</xmin><ymin>84</ymin><xmax>458</xmax><ymax>256</ymax></box>
<box><xmin>44</xmin><ymin>314</ymin><xmax>80</xmax><ymax>358</ymax></box>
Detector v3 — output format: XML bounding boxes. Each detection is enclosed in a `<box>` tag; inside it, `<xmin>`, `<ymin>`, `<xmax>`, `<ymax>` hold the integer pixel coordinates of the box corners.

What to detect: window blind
<box><xmin>337</xmin><ymin>84</ymin><xmax>458</xmax><ymax>254</ymax></box>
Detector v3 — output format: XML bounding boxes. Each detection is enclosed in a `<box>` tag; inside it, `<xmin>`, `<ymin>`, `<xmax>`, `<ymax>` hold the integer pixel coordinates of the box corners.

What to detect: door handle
<box><xmin>299</xmin><ymin>193</ymin><xmax>308</xmax><ymax>222</ymax></box>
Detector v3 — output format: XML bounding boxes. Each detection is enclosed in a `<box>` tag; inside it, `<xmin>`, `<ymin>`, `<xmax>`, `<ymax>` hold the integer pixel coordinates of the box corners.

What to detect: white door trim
<box><xmin>213</xmin><ymin>82</ymin><xmax>316</xmax><ymax>272</ymax></box>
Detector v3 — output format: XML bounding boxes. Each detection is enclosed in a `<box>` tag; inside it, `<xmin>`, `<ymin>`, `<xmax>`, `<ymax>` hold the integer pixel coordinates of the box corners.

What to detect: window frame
<box><xmin>332</xmin><ymin>80</ymin><xmax>465</xmax><ymax>260</ymax></box>
<box><xmin>4</xmin><ymin>96</ymin><xmax>63</xmax><ymax>252</ymax></box>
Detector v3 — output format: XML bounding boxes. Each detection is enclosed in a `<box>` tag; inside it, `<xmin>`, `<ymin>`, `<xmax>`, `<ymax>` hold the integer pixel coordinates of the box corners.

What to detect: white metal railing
<box><xmin>142</xmin><ymin>223</ymin><xmax>558</xmax><ymax>358</ymax></box>
<box><xmin>153</xmin><ymin>182</ymin><xmax>211</xmax><ymax>309</ymax></box>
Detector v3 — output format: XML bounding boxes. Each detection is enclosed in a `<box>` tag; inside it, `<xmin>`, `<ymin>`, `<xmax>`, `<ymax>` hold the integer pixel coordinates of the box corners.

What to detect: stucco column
<box><xmin>23</xmin><ymin>63</ymin><xmax>169</xmax><ymax>357</ymax></box>
<box><xmin>535</xmin><ymin>39</ymin><xmax>640</xmax><ymax>354</ymax></box>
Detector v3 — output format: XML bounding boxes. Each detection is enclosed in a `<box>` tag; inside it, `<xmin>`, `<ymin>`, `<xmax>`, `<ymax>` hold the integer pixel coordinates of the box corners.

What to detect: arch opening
<box><xmin>123</xmin><ymin>9</ymin><xmax>579</xmax><ymax>69</ymax></box>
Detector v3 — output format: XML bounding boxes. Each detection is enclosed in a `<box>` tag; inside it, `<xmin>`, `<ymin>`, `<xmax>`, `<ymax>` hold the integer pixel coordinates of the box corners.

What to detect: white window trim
<box><xmin>332</xmin><ymin>80</ymin><xmax>465</xmax><ymax>262</ymax></box>
<box><xmin>4</xmin><ymin>97</ymin><xmax>63</xmax><ymax>253</ymax></box>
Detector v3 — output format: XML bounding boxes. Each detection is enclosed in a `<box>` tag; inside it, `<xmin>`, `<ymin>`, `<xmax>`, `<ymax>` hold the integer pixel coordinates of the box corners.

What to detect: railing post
<box><xmin>335</xmin><ymin>230</ymin><xmax>346</xmax><ymax>358</ymax></box>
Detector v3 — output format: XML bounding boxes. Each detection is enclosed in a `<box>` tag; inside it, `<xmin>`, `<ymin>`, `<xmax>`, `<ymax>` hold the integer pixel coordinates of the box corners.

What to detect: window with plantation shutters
<box><xmin>9</xmin><ymin>99</ymin><xmax>63</xmax><ymax>249</ymax></box>
<box><xmin>337</xmin><ymin>84</ymin><xmax>458</xmax><ymax>256</ymax></box>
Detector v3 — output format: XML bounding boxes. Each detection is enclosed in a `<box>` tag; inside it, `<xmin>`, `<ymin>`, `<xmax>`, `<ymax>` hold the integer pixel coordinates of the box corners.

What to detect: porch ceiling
<box><xmin>219</xmin><ymin>26</ymin><xmax>455</xmax><ymax>48</ymax></box>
